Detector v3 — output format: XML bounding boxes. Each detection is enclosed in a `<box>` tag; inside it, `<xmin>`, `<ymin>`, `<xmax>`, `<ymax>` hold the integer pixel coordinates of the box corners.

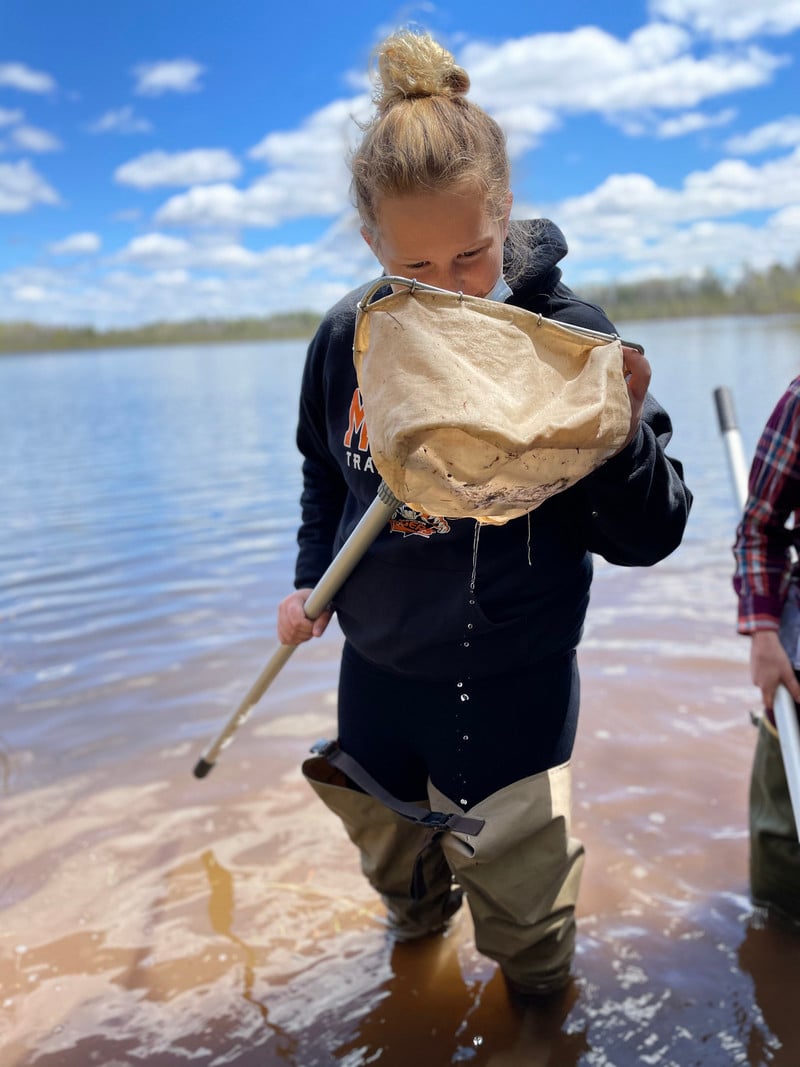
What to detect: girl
<box><xmin>278</xmin><ymin>29</ymin><xmax>692</xmax><ymax>997</ymax></box>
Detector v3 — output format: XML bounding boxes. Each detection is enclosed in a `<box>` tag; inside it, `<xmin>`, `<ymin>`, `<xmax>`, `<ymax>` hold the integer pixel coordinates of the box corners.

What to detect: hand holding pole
<box><xmin>193</xmin><ymin>480</ymin><xmax>402</xmax><ymax>778</ymax></box>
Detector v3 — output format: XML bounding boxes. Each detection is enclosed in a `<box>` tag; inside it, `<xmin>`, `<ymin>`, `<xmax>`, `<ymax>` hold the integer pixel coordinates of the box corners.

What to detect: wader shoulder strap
<box><xmin>311</xmin><ymin>739</ymin><xmax>484</xmax><ymax>837</ymax></box>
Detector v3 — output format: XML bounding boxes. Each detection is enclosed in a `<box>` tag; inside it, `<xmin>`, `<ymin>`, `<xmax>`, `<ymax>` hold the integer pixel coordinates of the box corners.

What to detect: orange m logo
<box><xmin>343</xmin><ymin>388</ymin><xmax>369</xmax><ymax>451</ymax></box>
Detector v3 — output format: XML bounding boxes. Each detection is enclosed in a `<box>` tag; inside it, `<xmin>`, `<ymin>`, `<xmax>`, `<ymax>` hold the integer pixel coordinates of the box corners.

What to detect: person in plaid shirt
<box><xmin>733</xmin><ymin>375</ymin><xmax>800</xmax><ymax>928</ymax></box>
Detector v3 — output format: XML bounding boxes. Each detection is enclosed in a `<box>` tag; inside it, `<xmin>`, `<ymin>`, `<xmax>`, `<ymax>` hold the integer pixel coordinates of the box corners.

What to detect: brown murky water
<box><xmin>2</xmin><ymin>326</ymin><xmax>800</xmax><ymax>1066</ymax></box>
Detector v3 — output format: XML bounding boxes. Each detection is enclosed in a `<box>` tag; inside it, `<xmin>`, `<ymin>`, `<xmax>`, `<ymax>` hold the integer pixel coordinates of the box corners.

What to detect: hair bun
<box><xmin>374</xmin><ymin>31</ymin><xmax>470</xmax><ymax>113</ymax></box>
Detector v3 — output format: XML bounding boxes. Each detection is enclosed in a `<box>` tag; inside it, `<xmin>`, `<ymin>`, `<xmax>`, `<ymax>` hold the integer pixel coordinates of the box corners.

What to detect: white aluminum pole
<box><xmin>194</xmin><ymin>480</ymin><xmax>402</xmax><ymax>778</ymax></box>
<box><xmin>714</xmin><ymin>385</ymin><xmax>800</xmax><ymax>839</ymax></box>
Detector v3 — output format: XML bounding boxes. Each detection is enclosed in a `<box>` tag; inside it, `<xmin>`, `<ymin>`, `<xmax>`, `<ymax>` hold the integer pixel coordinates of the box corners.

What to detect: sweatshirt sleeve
<box><xmin>294</xmin><ymin>320</ymin><xmax>348</xmax><ymax>590</ymax></box>
<box><xmin>544</xmin><ymin>281</ymin><xmax>693</xmax><ymax>566</ymax></box>
<box><xmin>578</xmin><ymin>393</ymin><xmax>692</xmax><ymax>566</ymax></box>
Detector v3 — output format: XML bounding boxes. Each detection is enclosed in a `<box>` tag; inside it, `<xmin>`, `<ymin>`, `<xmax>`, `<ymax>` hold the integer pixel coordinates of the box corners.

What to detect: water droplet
<box><xmin>460</xmin><ymin>798</ymin><xmax>468</xmax><ymax>806</ymax></box>
<box><xmin>470</xmin><ymin>522</ymin><xmax>481</xmax><ymax>593</ymax></box>
<box><xmin>473</xmin><ymin>1035</ymin><xmax>484</xmax><ymax>1048</ymax></box>
<box><xmin>462</xmin><ymin>734</ymin><xmax>469</xmax><ymax>741</ymax></box>
<box><xmin>462</xmin><ymin>641</ymin><xmax>470</xmax><ymax>648</ymax></box>
<box><xmin>457</xmin><ymin>681</ymin><xmax>463</xmax><ymax>688</ymax></box>
<box><xmin>467</xmin><ymin>622</ymin><xmax>474</xmax><ymax>630</ymax></box>
<box><xmin>460</xmin><ymin>693</ymin><xmax>470</xmax><ymax>702</ymax></box>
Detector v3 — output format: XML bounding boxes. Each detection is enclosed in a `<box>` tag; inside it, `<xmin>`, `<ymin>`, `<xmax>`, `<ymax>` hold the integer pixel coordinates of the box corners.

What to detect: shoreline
<box><xmin>2</xmin><ymin>307</ymin><xmax>799</xmax><ymax>358</ymax></box>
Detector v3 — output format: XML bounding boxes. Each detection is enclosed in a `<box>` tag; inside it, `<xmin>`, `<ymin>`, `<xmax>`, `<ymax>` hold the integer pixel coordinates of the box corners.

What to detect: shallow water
<box><xmin>2</xmin><ymin>320</ymin><xmax>800</xmax><ymax>1066</ymax></box>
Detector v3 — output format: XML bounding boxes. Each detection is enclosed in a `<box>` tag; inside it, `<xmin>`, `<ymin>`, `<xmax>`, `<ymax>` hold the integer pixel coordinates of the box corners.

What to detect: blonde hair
<box><xmin>351</xmin><ymin>30</ymin><xmax>511</xmax><ymax>236</ymax></box>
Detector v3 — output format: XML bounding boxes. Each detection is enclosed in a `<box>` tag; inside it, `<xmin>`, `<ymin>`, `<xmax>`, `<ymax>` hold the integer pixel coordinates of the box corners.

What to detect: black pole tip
<box><xmin>713</xmin><ymin>386</ymin><xmax>737</xmax><ymax>433</ymax></box>
<box><xmin>193</xmin><ymin>757</ymin><xmax>215</xmax><ymax>779</ymax></box>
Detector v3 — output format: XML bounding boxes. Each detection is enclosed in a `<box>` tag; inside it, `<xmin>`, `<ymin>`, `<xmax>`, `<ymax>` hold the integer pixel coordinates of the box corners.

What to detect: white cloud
<box><xmin>248</xmin><ymin>96</ymin><xmax>369</xmax><ymax>166</ymax></box>
<box><xmin>0</xmin><ymin>246</ymin><xmax>339</xmax><ymax>328</ymax></box>
<box><xmin>13</xmin><ymin>284</ymin><xmax>48</xmax><ymax>303</ymax></box>
<box><xmin>0</xmin><ymin>267</ymin><xmax>103</xmax><ymax>322</ymax></box>
<box><xmin>461</xmin><ymin>24</ymin><xmax>782</xmax><ymax>123</ymax></box>
<box><xmin>88</xmin><ymin>106</ymin><xmax>153</xmax><ymax>135</ymax></box>
<box><xmin>114</xmin><ymin>149</ymin><xmax>241</xmax><ymax>189</ymax></box>
<box><xmin>488</xmin><ymin>104</ymin><xmax>559</xmax><ymax>156</ymax></box>
<box><xmin>0</xmin><ymin>214</ymin><xmax>371</xmax><ymax>327</ymax></box>
<box><xmin>523</xmin><ymin>145</ymin><xmax>800</xmax><ymax>282</ymax></box>
<box><xmin>0</xmin><ymin>107</ymin><xmax>24</xmax><ymax>127</ymax></box>
<box><xmin>11</xmin><ymin>125</ymin><xmax>62</xmax><ymax>152</ymax></box>
<box><xmin>0</xmin><ymin>62</ymin><xmax>56</xmax><ymax>94</ymax></box>
<box><xmin>115</xmin><ymin>232</ymin><xmax>260</xmax><ymax>270</ymax></box>
<box><xmin>155</xmin><ymin>183</ymin><xmax>245</xmax><ymax>226</ymax></box>
<box><xmin>770</xmin><ymin>203</ymin><xmax>800</xmax><ymax>231</ymax></box>
<box><xmin>612</xmin><ymin>107</ymin><xmax>736</xmax><ymax>137</ymax></box>
<box><xmin>133</xmin><ymin>59</ymin><xmax>205</xmax><ymax>96</ymax></box>
<box><xmin>683</xmin><ymin>152</ymin><xmax>800</xmax><ymax>214</ymax></box>
<box><xmin>117</xmin><ymin>233</ymin><xmax>190</xmax><ymax>261</ymax></box>
<box><xmin>586</xmin><ymin>210</ymin><xmax>800</xmax><ymax>284</ymax></box>
<box><xmin>548</xmin><ymin>149</ymin><xmax>800</xmax><ymax>240</ymax></box>
<box><xmin>155</xmin><ymin>172</ymin><xmax>349</xmax><ymax>229</ymax></box>
<box><xmin>655</xmin><ymin>107</ymin><xmax>736</xmax><ymax>137</ymax></box>
<box><xmin>725</xmin><ymin>115</ymin><xmax>800</xmax><ymax>154</ymax></box>
<box><xmin>49</xmin><ymin>232</ymin><xmax>102</xmax><ymax>255</ymax></box>
<box><xmin>150</xmin><ymin>269</ymin><xmax>191</xmax><ymax>286</ymax></box>
<box><xmin>0</xmin><ymin>160</ymin><xmax>59</xmax><ymax>213</ymax></box>
<box><xmin>154</xmin><ymin>96</ymin><xmax>366</xmax><ymax>229</ymax></box>
<box><xmin>649</xmin><ymin>0</ymin><xmax>800</xmax><ymax>41</ymax></box>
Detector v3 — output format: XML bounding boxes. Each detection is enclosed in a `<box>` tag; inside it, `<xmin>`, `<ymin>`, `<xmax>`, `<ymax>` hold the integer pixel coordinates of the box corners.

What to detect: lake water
<box><xmin>1</xmin><ymin>315</ymin><xmax>800</xmax><ymax>1067</ymax></box>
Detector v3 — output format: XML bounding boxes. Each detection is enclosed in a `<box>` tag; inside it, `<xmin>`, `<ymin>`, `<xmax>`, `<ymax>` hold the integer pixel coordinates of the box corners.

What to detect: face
<box><xmin>363</xmin><ymin>185</ymin><xmax>512</xmax><ymax>298</ymax></box>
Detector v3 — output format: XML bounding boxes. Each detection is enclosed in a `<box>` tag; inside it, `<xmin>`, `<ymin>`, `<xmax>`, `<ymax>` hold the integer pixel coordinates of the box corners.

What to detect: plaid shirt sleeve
<box><xmin>733</xmin><ymin>376</ymin><xmax>800</xmax><ymax>634</ymax></box>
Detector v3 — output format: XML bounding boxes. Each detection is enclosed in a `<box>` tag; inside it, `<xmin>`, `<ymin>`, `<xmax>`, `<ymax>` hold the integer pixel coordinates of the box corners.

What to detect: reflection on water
<box><xmin>202</xmin><ymin>849</ymin><xmax>268</xmax><ymax>1022</ymax></box>
<box><xmin>201</xmin><ymin>849</ymin><xmax>302</xmax><ymax>1061</ymax></box>
<box><xmin>1</xmin><ymin>324</ymin><xmax>800</xmax><ymax>1065</ymax></box>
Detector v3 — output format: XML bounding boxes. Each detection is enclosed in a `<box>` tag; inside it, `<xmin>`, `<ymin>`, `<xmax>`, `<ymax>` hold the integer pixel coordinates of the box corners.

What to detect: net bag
<box><xmin>353</xmin><ymin>278</ymin><xmax>632</xmax><ymax>524</ymax></box>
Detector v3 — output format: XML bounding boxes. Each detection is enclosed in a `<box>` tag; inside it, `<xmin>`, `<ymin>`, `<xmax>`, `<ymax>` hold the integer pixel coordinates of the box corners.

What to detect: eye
<box><xmin>458</xmin><ymin>247</ymin><xmax>483</xmax><ymax>260</ymax></box>
<box><xmin>405</xmin><ymin>261</ymin><xmax>429</xmax><ymax>271</ymax></box>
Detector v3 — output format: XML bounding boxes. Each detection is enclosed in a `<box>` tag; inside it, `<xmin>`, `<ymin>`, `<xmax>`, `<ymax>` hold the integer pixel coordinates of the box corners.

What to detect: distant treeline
<box><xmin>586</xmin><ymin>259</ymin><xmax>800</xmax><ymax>322</ymax></box>
<box><xmin>0</xmin><ymin>310</ymin><xmax>322</xmax><ymax>355</ymax></box>
<box><xmin>2</xmin><ymin>258</ymin><xmax>800</xmax><ymax>354</ymax></box>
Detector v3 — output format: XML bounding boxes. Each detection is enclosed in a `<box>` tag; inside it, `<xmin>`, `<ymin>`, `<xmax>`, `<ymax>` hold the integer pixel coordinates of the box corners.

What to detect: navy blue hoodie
<box><xmin>294</xmin><ymin>219</ymin><xmax>692</xmax><ymax>679</ymax></box>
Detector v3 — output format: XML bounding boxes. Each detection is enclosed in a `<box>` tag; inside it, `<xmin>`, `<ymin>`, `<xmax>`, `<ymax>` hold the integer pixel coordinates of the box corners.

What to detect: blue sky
<box><xmin>1</xmin><ymin>0</ymin><xmax>800</xmax><ymax>328</ymax></box>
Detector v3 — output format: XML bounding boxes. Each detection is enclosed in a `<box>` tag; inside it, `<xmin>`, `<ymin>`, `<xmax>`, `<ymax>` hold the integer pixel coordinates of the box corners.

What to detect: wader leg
<box><xmin>749</xmin><ymin>717</ymin><xmax>800</xmax><ymax>927</ymax></box>
<box><xmin>429</xmin><ymin>762</ymin><xmax>584</xmax><ymax>995</ymax></box>
<box><xmin>302</xmin><ymin>755</ymin><xmax>462</xmax><ymax>941</ymax></box>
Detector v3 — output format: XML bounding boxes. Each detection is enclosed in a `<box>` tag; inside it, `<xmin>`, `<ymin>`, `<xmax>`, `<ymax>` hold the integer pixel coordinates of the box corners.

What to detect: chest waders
<box><xmin>304</xmin><ymin>741</ymin><xmax>584</xmax><ymax>994</ymax></box>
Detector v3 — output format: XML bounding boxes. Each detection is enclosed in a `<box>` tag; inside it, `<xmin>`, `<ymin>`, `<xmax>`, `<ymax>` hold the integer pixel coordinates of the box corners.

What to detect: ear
<box><xmin>361</xmin><ymin>225</ymin><xmax>385</xmax><ymax>272</ymax></box>
<box><xmin>360</xmin><ymin>225</ymin><xmax>376</xmax><ymax>253</ymax></box>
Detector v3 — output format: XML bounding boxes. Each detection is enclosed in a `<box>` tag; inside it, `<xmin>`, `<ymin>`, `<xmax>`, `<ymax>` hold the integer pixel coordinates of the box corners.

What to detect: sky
<box><xmin>1</xmin><ymin>0</ymin><xmax>800</xmax><ymax>329</ymax></box>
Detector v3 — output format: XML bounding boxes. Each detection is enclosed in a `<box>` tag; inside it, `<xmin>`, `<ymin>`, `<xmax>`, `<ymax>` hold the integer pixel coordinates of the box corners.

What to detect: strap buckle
<box><xmin>420</xmin><ymin>811</ymin><xmax>452</xmax><ymax>830</ymax></box>
<box><xmin>310</xmin><ymin>738</ymin><xmax>339</xmax><ymax>758</ymax></box>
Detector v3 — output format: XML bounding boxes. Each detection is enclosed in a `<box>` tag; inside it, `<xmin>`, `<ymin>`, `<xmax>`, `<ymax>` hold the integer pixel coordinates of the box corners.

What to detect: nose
<box><xmin>430</xmin><ymin>267</ymin><xmax>465</xmax><ymax>294</ymax></box>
